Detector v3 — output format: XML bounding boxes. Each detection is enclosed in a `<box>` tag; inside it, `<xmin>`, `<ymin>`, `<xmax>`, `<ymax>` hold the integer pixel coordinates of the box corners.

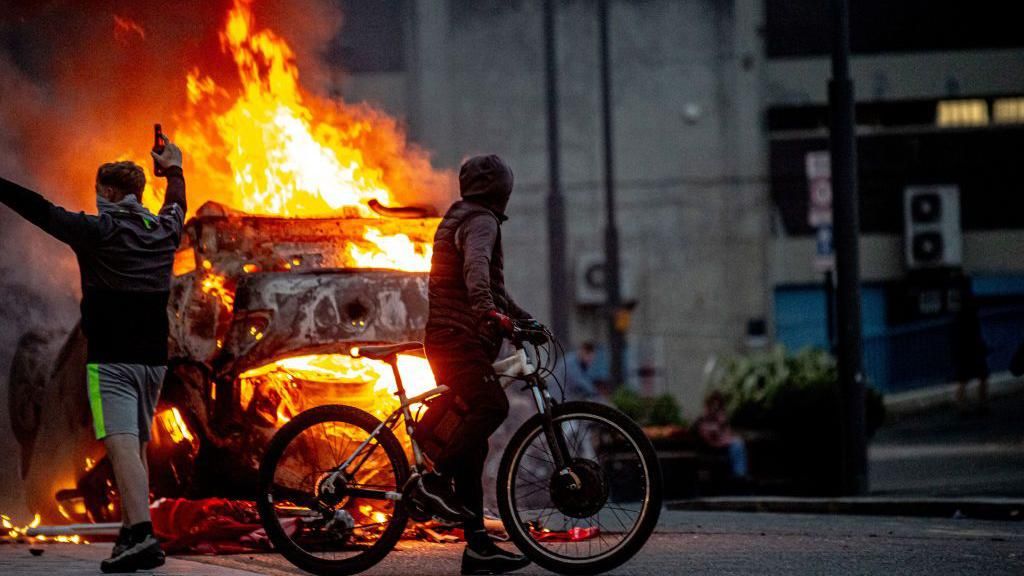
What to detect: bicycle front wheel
<box><xmin>257</xmin><ymin>405</ymin><xmax>410</xmax><ymax>576</ymax></box>
<box><xmin>497</xmin><ymin>401</ymin><xmax>662</xmax><ymax>575</ymax></box>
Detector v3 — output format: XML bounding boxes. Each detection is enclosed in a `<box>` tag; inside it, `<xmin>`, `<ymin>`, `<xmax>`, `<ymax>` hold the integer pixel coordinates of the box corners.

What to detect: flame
<box><xmin>201</xmin><ymin>272</ymin><xmax>235</xmax><ymax>311</ymax></box>
<box><xmin>127</xmin><ymin>0</ymin><xmax>442</xmax><ymax>273</ymax></box>
<box><xmin>249</xmin><ymin>352</ymin><xmax>438</xmax><ymax>531</ymax></box>
<box><xmin>237</xmin><ymin>353</ymin><xmax>436</xmax><ymax>428</ymax></box>
<box><xmin>349</xmin><ymin>228</ymin><xmax>433</xmax><ymax>272</ymax></box>
<box><xmin>157</xmin><ymin>407</ymin><xmax>196</xmax><ymax>444</ymax></box>
<box><xmin>0</xmin><ymin>513</ymin><xmax>86</xmax><ymax>545</ymax></box>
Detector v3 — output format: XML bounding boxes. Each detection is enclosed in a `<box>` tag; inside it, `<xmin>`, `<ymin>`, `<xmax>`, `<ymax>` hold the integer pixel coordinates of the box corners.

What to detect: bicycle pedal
<box><xmin>401</xmin><ymin>473</ymin><xmax>434</xmax><ymax>522</ymax></box>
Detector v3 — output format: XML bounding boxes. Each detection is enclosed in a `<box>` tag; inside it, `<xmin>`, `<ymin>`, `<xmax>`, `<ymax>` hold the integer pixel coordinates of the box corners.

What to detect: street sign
<box><xmin>806</xmin><ymin>151</ymin><xmax>835</xmax><ymax>271</ymax></box>
<box><xmin>806</xmin><ymin>151</ymin><xmax>833</xmax><ymax>227</ymax></box>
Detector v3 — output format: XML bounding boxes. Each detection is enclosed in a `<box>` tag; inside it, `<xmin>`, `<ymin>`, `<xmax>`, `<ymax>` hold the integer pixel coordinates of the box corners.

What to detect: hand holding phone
<box><xmin>152</xmin><ymin>123</ymin><xmax>167</xmax><ymax>176</ymax></box>
<box><xmin>150</xmin><ymin>124</ymin><xmax>183</xmax><ymax>175</ymax></box>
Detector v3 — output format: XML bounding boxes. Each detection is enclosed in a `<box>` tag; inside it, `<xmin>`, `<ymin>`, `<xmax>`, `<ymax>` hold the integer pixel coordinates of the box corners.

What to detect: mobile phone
<box><xmin>153</xmin><ymin>123</ymin><xmax>167</xmax><ymax>176</ymax></box>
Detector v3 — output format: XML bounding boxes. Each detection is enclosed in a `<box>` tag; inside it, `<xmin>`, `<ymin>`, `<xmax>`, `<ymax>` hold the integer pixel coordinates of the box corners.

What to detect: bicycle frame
<box><xmin>320</xmin><ymin>338</ymin><xmax>571</xmax><ymax>505</ymax></box>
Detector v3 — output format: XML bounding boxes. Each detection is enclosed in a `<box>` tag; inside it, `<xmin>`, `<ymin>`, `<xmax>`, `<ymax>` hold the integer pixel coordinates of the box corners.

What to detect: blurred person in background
<box><xmin>693</xmin><ymin>391</ymin><xmax>749</xmax><ymax>481</ymax></box>
<box><xmin>952</xmin><ymin>280</ymin><xmax>990</xmax><ymax>415</ymax></box>
<box><xmin>563</xmin><ymin>341</ymin><xmax>601</xmax><ymax>401</ymax></box>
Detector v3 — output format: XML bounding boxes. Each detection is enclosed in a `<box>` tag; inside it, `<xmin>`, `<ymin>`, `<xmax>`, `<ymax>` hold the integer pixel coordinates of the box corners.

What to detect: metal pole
<box><xmin>828</xmin><ymin>0</ymin><xmax>867</xmax><ymax>495</ymax></box>
<box><xmin>544</xmin><ymin>0</ymin><xmax>569</xmax><ymax>343</ymax></box>
<box><xmin>598</xmin><ymin>0</ymin><xmax>625</xmax><ymax>387</ymax></box>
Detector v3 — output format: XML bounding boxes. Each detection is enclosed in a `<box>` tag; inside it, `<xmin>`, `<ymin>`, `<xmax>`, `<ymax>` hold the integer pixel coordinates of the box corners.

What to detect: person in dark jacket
<box><xmin>0</xmin><ymin>140</ymin><xmax>186</xmax><ymax>573</ymax></box>
<box><xmin>415</xmin><ymin>154</ymin><xmax>534</xmax><ymax>575</ymax></box>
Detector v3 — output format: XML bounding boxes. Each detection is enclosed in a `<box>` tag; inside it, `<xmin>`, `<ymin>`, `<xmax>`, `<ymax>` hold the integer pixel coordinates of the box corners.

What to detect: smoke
<box><xmin>0</xmin><ymin>45</ymin><xmax>81</xmax><ymax>519</ymax></box>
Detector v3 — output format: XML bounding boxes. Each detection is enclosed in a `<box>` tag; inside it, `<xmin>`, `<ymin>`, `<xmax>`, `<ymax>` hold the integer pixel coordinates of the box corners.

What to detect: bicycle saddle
<box><xmin>357</xmin><ymin>341</ymin><xmax>424</xmax><ymax>361</ymax></box>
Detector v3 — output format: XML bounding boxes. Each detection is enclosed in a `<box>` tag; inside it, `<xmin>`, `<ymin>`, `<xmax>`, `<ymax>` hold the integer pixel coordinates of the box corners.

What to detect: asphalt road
<box><xmin>4</xmin><ymin>510</ymin><xmax>1021</xmax><ymax>575</ymax></box>
<box><xmin>182</xmin><ymin>510</ymin><xmax>1023</xmax><ymax>576</ymax></box>
<box><xmin>870</xmin><ymin>387</ymin><xmax>1024</xmax><ymax>497</ymax></box>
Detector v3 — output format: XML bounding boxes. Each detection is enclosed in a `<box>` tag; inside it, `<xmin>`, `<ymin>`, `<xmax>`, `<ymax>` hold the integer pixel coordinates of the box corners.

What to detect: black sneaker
<box><xmin>408</xmin><ymin>472</ymin><xmax>472</xmax><ymax>522</ymax></box>
<box><xmin>109</xmin><ymin>526</ymin><xmax>132</xmax><ymax>558</ymax></box>
<box><xmin>461</xmin><ymin>540</ymin><xmax>532</xmax><ymax>575</ymax></box>
<box><xmin>100</xmin><ymin>534</ymin><xmax>165</xmax><ymax>573</ymax></box>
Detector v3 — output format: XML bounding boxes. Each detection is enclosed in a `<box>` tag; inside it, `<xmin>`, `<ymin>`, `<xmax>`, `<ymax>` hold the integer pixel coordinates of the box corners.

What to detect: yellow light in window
<box><xmin>936</xmin><ymin>99</ymin><xmax>988</xmax><ymax>127</ymax></box>
<box><xmin>993</xmin><ymin>98</ymin><xmax>1024</xmax><ymax>124</ymax></box>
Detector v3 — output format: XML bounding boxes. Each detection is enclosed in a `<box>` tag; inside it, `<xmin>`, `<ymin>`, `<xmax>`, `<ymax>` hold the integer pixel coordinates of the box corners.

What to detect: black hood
<box><xmin>459</xmin><ymin>154</ymin><xmax>513</xmax><ymax>219</ymax></box>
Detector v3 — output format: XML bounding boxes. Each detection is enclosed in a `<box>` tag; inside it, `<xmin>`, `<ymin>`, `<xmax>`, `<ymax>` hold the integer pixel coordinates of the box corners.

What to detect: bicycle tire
<box><xmin>496</xmin><ymin>401</ymin><xmax>662</xmax><ymax>575</ymax></box>
<box><xmin>257</xmin><ymin>404</ymin><xmax>410</xmax><ymax>576</ymax></box>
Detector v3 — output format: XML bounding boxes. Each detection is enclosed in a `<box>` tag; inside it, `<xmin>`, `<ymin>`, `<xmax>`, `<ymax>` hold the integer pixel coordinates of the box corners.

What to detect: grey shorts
<box><xmin>86</xmin><ymin>363</ymin><xmax>166</xmax><ymax>441</ymax></box>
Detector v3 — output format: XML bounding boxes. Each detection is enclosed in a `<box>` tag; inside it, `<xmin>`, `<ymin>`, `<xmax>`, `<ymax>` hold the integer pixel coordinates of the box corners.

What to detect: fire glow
<box><xmin>139</xmin><ymin>0</ymin><xmax>442</xmax><ymax>273</ymax></box>
<box><xmin>237</xmin><ymin>353</ymin><xmax>437</xmax><ymax>429</ymax></box>
<box><xmin>10</xmin><ymin>0</ymin><xmax>450</xmax><ymax>541</ymax></box>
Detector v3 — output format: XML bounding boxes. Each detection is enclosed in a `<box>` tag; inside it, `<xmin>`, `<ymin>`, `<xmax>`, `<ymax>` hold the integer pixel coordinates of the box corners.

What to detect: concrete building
<box><xmin>762</xmin><ymin>1</ymin><xmax>1024</xmax><ymax>392</ymax></box>
<box><xmin>332</xmin><ymin>0</ymin><xmax>1024</xmax><ymax>413</ymax></box>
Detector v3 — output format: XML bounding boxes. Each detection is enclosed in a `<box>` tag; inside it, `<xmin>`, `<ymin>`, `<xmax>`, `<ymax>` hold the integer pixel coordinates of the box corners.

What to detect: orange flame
<box><xmin>201</xmin><ymin>272</ymin><xmax>235</xmax><ymax>311</ymax></box>
<box><xmin>129</xmin><ymin>0</ymin><xmax>442</xmax><ymax>273</ymax></box>
<box><xmin>237</xmin><ymin>353</ymin><xmax>436</xmax><ymax>428</ymax></box>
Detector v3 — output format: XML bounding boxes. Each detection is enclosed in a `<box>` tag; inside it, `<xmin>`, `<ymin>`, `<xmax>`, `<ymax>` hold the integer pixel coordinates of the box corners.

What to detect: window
<box><xmin>993</xmin><ymin>98</ymin><xmax>1024</xmax><ymax>124</ymax></box>
<box><xmin>936</xmin><ymin>100</ymin><xmax>989</xmax><ymax>128</ymax></box>
<box><xmin>765</xmin><ymin>0</ymin><xmax>1024</xmax><ymax>58</ymax></box>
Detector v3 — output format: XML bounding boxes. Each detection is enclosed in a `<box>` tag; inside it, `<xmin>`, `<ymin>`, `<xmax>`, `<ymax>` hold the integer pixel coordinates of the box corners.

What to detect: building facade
<box><xmin>333</xmin><ymin>0</ymin><xmax>1024</xmax><ymax>411</ymax></box>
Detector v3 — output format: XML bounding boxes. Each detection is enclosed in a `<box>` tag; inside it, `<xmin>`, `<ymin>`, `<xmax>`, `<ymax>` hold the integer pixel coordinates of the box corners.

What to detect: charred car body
<box><xmin>10</xmin><ymin>202</ymin><xmax>438</xmax><ymax>522</ymax></box>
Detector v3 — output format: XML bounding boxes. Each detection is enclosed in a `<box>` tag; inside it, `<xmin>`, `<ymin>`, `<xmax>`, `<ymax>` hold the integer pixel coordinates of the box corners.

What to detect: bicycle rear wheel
<box><xmin>257</xmin><ymin>405</ymin><xmax>410</xmax><ymax>576</ymax></box>
<box><xmin>497</xmin><ymin>401</ymin><xmax>662</xmax><ymax>575</ymax></box>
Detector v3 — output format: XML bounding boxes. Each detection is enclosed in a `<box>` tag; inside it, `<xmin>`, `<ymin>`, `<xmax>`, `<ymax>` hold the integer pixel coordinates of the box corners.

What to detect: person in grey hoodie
<box><xmin>0</xmin><ymin>139</ymin><xmax>186</xmax><ymax>573</ymax></box>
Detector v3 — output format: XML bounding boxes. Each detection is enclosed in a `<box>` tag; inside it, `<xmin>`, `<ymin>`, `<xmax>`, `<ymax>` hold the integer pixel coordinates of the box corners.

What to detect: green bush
<box><xmin>707</xmin><ymin>345</ymin><xmax>884</xmax><ymax>436</ymax></box>
<box><xmin>705</xmin><ymin>345</ymin><xmax>885</xmax><ymax>494</ymax></box>
<box><xmin>611</xmin><ymin>388</ymin><xmax>684</xmax><ymax>427</ymax></box>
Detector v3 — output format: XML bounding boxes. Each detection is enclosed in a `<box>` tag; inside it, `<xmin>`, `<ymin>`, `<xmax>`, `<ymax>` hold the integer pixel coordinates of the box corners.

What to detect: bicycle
<box><xmin>257</xmin><ymin>322</ymin><xmax>662</xmax><ymax>575</ymax></box>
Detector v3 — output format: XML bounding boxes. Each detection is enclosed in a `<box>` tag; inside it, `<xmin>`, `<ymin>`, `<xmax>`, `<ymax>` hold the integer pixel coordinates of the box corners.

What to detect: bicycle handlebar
<box><xmin>509</xmin><ymin>320</ymin><xmax>551</xmax><ymax>346</ymax></box>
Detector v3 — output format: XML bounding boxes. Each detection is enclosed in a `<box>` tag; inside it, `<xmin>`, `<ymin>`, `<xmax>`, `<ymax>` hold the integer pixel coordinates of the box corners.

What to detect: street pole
<box><xmin>544</xmin><ymin>0</ymin><xmax>569</xmax><ymax>343</ymax></box>
<box><xmin>828</xmin><ymin>0</ymin><xmax>867</xmax><ymax>494</ymax></box>
<box><xmin>598</xmin><ymin>0</ymin><xmax>625</xmax><ymax>388</ymax></box>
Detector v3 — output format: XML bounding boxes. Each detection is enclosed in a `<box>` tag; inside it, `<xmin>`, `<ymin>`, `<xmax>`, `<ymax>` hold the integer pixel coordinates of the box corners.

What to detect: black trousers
<box><xmin>424</xmin><ymin>328</ymin><xmax>509</xmax><ymax>532</ymax></box>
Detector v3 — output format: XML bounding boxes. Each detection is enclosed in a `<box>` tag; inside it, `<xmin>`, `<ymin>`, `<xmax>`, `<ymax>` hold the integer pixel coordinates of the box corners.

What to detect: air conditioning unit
<box><xmin>574</xmin><ymin>252</ymin><xmax>636</xmax><ymax>307</ymax></box>
<box><xmin>903</xmin><ymin>185</ymin><xmax>962</xmax><ymax>270</ymax></box>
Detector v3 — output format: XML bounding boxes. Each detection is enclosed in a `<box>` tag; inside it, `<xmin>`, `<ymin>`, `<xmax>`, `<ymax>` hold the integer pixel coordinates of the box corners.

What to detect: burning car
<box><xmin>6</xmin><ymin>0</ymin><xmax>455</xmax><ymax>525</ymax></box>
<box><xmin>11</xmin><ymin>200</ymin><xmax>441</xmax><ymax>523</ymax></box>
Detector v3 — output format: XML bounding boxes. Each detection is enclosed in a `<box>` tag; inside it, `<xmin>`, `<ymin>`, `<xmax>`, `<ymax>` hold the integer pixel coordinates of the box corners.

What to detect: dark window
<box><xmin>330</xmin><ymin>0</ymin><xmax>406</xmax><ymax>73</ymax></box>
<box><xmin>765</xmin><ymin>0</ymin><xmax>1024</xmax><ymax>58</ymax></box>
<box><xmin>770</xmin><ymin>126</ymin><xmax>1024</xmax><ymax>235</ymax></box>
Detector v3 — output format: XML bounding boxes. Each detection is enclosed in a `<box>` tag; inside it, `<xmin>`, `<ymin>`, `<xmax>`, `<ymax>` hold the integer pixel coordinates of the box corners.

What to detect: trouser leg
<box><xmin>728</xmin><ymin>438</ymin><xmax>748</xmax><ymax>478</ymax></box>
<box><xmin>453</xmin><ymin>442</ymin><xmax>489</xmax><ymax>533</ymax></box>
<box><xmin>440</xmin><ymin>369</ymin><xmax>509</xmax><ymax>467</ymax></box>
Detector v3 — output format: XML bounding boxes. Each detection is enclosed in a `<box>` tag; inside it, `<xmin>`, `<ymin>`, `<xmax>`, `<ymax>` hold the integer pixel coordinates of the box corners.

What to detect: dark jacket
<box><xmin>426</xmin><ymin>155</ymin><xmax>530</xmax><ymax>349</ymax></box>
<box><xmin>0</xmin><ymin>168</ymin><xmax>186</xmax><ymax>364</ymax></box>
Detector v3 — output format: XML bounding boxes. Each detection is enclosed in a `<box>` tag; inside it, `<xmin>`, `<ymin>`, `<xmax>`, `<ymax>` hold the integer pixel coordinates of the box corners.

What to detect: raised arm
<box><xmin>153</xmin><ymin>139</ymin><xmax>186</xmax><ymax>214</ymax></box>
<box><xmin>0</xmin><ymin>176</ymin><xmax>100</xmax><ymax>247</ymax></box>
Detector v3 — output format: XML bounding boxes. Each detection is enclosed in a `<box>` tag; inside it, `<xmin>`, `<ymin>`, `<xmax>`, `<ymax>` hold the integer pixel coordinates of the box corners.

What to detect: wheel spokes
<box><xmin>510</xmin><ymin>413</ymin><xmax>649</xmax><ymax>560</ymax></box>
<box><xmin>269</xmin><ymin>420</ymin><xmax>400</xmax><ymax>561</ymax></box>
